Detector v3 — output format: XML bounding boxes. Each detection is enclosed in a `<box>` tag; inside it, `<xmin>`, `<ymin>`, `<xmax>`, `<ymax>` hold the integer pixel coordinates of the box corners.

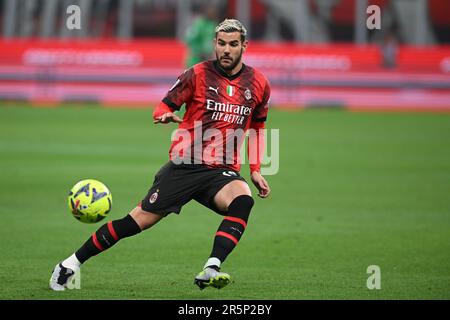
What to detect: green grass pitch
<box><xmin>0</xmin><ymin>104</ymin><xmax>449</xmax><ymax>299</ymax></box>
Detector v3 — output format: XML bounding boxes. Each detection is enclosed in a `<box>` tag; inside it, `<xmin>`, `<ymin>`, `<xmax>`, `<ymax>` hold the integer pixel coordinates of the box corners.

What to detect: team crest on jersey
<box><xmin>226</xmin><ymin>85</ymin><xmax>235</xmax><ymax>97</ymax></box>
<box><xmin>149</xmin><ymin>190</ymin><xmax>159</xmax><ymax>204</ymax></box>
<box><xmin>244</xmin><ymin>88</ymin><xmax>252</xmax><ymax>100</ymax></box>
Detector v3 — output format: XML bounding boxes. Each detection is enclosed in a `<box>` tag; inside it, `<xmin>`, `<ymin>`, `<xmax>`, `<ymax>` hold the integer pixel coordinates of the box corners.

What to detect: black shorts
<box><xmin>140</xmin><ymin>161</ymin><xmax>247</xmax><ymax>216</ymax></box>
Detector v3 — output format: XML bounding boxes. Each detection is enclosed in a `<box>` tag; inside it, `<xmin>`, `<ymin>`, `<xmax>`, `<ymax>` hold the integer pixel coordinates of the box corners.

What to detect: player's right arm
<box><xmin>153</xmin><ymin>102</ymin><xmax>182</xmax><ymax>124</ymax></box>
<box><xmin>153</xmin><ymin>68</ymin><xmax>196</xmax><ymax>125</ymax></box>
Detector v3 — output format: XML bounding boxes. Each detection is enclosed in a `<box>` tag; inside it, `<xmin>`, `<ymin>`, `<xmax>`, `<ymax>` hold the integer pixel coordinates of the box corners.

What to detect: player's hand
<box><xmin>153</xmin><ymin>112</ymin><xmax>183</xmax><ymax>124</ymax></box>
<box><xmin>250</xmin><ymin>171</ymin><xmax>270</xmax><ymax>198</ymax></box>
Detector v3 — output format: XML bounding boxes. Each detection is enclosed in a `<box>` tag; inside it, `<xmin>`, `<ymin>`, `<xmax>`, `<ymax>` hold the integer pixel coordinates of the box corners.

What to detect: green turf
<box><xmin>0</xmin><ymin>104</ymin><xmax>449</xmax><ymax>299</ymax></box>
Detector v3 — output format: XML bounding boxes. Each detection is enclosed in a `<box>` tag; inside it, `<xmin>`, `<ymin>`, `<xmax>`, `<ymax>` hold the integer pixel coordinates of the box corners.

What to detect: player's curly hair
<box><xmin>215</xmin><ymin>19</ymin><xmax>247</xmax><ymax>42</ymax></box>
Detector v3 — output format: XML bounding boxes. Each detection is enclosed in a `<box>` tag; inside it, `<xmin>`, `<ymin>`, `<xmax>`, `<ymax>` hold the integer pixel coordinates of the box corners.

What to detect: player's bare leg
<box><xmin>129</xmin><ymin>206</ymin><xmax>165</xmax><ymax>230</ymax></box>
<box><xmin>195</xmin><ymin>180</ymin><xmax>253</xmax><ymax>290</ymax></box>
<box><xmin>50</xmin><ymin>206</ymin><xmax>163</xmax><ymax>291</ymax></box>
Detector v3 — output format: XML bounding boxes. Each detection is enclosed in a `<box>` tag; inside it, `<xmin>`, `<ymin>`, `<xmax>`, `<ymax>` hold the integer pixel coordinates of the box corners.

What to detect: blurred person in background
<box><xmin>185</xmin><ymin>4</ymin><xmax>218</xmax><ymax>68</ymax></box>
<box><xmin>380</xmin><ymin>30</ymin><xmax>399</xmax><ymax>69</ymax></box>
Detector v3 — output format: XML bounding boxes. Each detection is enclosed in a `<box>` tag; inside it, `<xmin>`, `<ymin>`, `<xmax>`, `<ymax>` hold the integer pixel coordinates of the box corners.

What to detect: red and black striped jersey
<box><xmin>161</xmin><ymin>60</ymin><xmax>270</xmax><ymax>172</ymax></box>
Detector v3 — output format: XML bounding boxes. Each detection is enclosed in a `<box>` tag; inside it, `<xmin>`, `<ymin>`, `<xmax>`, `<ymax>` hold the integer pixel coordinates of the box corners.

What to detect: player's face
<box><xmin>214</xmin><ymin>31</ymin><xmax>247</xmax><ymax>72</ymax></box>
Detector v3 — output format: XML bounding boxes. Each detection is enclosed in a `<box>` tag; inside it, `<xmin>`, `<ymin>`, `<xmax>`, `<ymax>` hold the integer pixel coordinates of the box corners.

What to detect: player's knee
<box><xmin>130</xmin><ymin>207</ymin><xmax>164</xmax><ymax>230</ymax></box>
<box><xmin>227</xmin><ymin>195</ymin><xmax>254</xmax><ymax>222</ymax></box>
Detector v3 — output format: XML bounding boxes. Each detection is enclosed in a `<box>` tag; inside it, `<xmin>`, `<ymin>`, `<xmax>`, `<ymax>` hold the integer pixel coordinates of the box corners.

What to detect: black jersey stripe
<box><xmin>252</xmin><ymin>116</ymin><xmax>267</xmax><ymax>122</ymax></box>
<box><xmin>162</xmin><ymin>97</ymin><xmax>180</xmax><ymax>111</ymax></box>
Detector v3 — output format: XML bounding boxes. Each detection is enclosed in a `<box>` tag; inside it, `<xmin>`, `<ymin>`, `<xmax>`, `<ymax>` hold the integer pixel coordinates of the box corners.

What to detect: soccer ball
<box><xmin>68</xmin><ymin>179</ymin><xmax>112</xmax><ymax>223</ymax></box>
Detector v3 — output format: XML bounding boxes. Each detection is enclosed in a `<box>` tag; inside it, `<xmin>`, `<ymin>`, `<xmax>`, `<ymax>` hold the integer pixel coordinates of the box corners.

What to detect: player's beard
<box><xmin>217</xmin><ymin>49</ymin><xmax>243</xmax><ymax>71</ymax></box>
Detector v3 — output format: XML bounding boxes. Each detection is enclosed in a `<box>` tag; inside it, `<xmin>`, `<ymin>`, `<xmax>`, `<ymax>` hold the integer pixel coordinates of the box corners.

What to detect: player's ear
<box><xmin>242</xmin><ymin>40</ymin><xmax>248</xmax><ymax>52</ymax></box>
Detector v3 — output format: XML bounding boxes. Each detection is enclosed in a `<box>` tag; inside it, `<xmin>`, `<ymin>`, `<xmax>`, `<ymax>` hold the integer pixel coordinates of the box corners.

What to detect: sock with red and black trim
<box><xmin>205</xmin><ymin>195</ymin><xmax>254</xmax><ymax>269</ymax></box>
<box><xmin>72</xmin><ymin>214</ymin><xmax>141</xmax><ymax>264</ymax></box>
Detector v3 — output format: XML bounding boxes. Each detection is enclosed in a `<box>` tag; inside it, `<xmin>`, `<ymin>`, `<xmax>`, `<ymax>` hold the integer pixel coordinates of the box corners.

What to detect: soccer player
<box><xmin>50</xmin><ymin>18</ymin><xmax>271</xmax><ymax>291</ymax></box>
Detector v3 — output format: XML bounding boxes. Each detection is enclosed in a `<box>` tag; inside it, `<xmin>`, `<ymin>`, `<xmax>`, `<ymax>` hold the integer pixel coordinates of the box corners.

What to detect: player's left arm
<box><xmin>248</xmin><ymin>120</ymin><xmax>270</xmax><ymax>198</ymax></box>
<box><xmin>248</xmin><ymin>80</ymin><xmax>271</xmax><ymax>198</ymax></box>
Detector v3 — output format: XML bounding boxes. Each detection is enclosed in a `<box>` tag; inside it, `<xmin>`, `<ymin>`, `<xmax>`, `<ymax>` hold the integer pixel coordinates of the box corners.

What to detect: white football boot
<box><xmin>49</xmin><ymin>263</ymin><xmax>75</xmax><ymax>291</ymax></box>
<box><xmin>194</xmin><ymin>267</ymin><xmax>231</xmax><ymax>290</ymax></box>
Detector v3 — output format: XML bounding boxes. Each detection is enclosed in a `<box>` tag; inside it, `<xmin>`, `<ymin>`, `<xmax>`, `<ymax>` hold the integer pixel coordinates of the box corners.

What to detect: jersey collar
<box><xmin>213</xmin><ymin>60</ymin><xmax>246</xmax><ymax>80</ymax></box>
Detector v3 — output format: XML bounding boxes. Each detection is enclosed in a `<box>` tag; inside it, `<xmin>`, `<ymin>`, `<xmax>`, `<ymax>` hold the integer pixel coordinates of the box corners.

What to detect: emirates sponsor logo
<box><xmin>206</xmin><ymin>99</ymin><xmax>251</xmax><ymax>125</ymax></box>
<box><xmin>206</xmin><ymin>99</ymin><xmax>252</xmax><ymax>116</ymax></box>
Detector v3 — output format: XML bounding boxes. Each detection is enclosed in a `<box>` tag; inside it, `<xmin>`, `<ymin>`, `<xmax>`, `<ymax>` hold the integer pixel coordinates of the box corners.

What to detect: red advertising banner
<box><xmin>247</xmin><ymin>42</ymin><xmax>450</xmax><ymax>73</ymax></box>
<box><xmin>0</xmin><ymin>39</ymin><xmax>449</xmax><ymax>110</ymax></box>
<box><xmin>0</xmin><ymin>39</ymin><xmax>185</xmax><ymax>68</ymax></box>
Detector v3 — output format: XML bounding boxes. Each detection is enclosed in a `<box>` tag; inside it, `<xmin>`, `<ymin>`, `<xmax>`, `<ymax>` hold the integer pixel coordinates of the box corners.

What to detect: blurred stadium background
<box><xmin>0</xmin><ymin>0</ymin><xmax>449</xmax><ymax>300</ymax></box>
<box><xmin>0</xmin><ymin>0</ymin><xmax>449</xmax><ymax>110</ymax></box>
